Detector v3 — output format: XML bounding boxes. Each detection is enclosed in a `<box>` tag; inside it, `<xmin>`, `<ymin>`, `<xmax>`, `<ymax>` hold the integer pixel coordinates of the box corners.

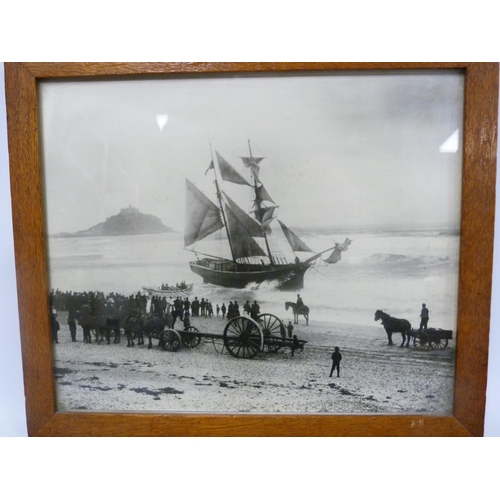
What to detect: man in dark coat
<box><xmin>68</xmin><ymin>308</ymin><xmax>77</xmax><ymax>341</ymax></box>
<box><xmin>51</xmin><ymin>313</ymin><xmax>60</xmax><ymax>344</ymax></box>
<box><xmin>296</xmin><ymin>294</ymin><xmax>304</xmax><ymax>308</ymax></box>
<box><xmin>419</xmin><ymin>303</ymin><xmax>429</xmax><ymax>330</ymax></box>
<box><xmin>329</xmin><ymin>346</ymin><xmax>342</xmax><ymax>377</ymax></box>
<box><xmin>250</xmin><ymin>301</ymin><xmax>260</xmax><ymax>322</ymax></box>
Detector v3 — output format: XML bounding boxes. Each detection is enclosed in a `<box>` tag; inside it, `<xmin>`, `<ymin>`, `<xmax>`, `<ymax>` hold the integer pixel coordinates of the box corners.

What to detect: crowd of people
<box><xmin>48</xmin><ymin>289</ymin><xmax>268</xmax><ymax>346</ymax></box>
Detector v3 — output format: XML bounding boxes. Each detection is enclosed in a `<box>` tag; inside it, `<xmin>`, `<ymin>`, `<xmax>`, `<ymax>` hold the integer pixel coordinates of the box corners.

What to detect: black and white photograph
<box><xmin>41</xmin><ymin>70</ymin><xmax>463</xmax><ymax>415</ymax></box>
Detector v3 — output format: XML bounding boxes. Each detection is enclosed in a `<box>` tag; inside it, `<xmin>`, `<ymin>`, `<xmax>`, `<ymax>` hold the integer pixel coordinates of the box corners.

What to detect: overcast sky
<box><xmin>39</xmin><ymin>70</ymin><xmax>464</xmax><ymax>234</ymax></box>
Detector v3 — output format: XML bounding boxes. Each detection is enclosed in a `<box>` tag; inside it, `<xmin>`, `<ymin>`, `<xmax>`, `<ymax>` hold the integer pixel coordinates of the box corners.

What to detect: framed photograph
<box><xmin>5</xmin><ymin>62</ymin><xmax>498</xmax><ymax>436</ymax></box>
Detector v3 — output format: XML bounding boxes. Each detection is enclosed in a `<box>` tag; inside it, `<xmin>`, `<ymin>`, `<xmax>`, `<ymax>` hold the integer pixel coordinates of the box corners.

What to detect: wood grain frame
<box><xmin>4</xmin><ymin>62</ymin><xmax>498</xmax><ymax>436</ymax></box>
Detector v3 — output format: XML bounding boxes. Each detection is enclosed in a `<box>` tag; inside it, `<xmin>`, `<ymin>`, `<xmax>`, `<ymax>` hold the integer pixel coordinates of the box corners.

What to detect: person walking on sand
<box><xmin>290</xmin><ymin>335</ymin><xmax>301</xmax><ymax>357</ymax></box>
<box><xmin>329</xmin><ymin>346</ymin><xmax>342</xmax><ymax>377</ymax></box>
<box><xmin>419</xmin><ymin>303</ymin><xmax>429</xmax><ymax>331</ymax></box>
<box><xmin>287</xmin><ymin>321</ymin><xmax>294</xmax><ymax>339</ymax></box>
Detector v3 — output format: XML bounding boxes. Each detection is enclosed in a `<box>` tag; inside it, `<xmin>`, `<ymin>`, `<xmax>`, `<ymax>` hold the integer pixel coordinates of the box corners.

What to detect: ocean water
<box><xmin>47</xmin><ymin>229</ymin><xmax>460</xmax><ymax>330</ymax></box>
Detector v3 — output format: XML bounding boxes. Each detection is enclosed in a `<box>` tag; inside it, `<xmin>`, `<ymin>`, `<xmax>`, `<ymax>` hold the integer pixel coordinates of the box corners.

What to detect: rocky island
<box><xmin>55</xmin><ymin>206</ymin><xmax>174</xmax><ymax>237</ymax></box>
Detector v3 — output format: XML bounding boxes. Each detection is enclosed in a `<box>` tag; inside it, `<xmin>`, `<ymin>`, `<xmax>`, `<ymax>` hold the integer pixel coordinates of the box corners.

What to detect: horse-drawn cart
<box><xmin>157</xmin><ymin>313</ymin><xmax>307</xmax><ymax>359</ymax></box>
<box><xmin>409</xmin><ymin>328</ymin><xmax>453</xmax><ymax>350</ymax></box>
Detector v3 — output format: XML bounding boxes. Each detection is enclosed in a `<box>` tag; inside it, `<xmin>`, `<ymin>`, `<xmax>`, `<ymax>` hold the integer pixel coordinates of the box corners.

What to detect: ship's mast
<box><xmin>210</xmin><ymin>144</ymin><xmax>236</xmax><ymax>262</ymax></box>
<box><xmin>248</xmin><ymin>139</ymin><xmax>275</xmax><ymax>266</ymax></box>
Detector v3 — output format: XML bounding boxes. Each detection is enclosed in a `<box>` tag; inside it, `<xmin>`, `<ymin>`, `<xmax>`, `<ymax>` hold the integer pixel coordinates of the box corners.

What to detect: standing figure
<box><xmin>51</xmin><ymin>313</ymin><xmax>60</xmax><ymax>344</ymax></box>
<box><xmin>221</xmin><ymin>303</ymin><xmax>226</xmax><ymax>319</ymax></box>
<box><xmin>250</xmin><ymin>300</ymin><xmax>260</xmax><ymax>322</ymax></box>
<box><xmin>290</xmin><ymin>335</ymin><xmax>301</xmax><ymax>357</ymax></box>
<box><xmin>68</xmin><ymin>309</ymin><xmax>77</xmax><ymax>342</ymax></box>
<box><xmin>79</xmin><ymin>302</ymin><xmax>93</xmax><ymax>343</ymax></box>
<box><xmin>286</xmin><ymin>321</ymin><xmax>294</xmax><ymax>339</ymax></box>
<box><xmin>183</xmin><ymin>311</ymin><xmax>191</xmax><ymax>330</ymax></box>
<box><xmin>244</xmin><ymin>301</ymin><xmax>251</xmax><ymax>316</ymax></box>
<box><xmin>329</xmin><ymin>346</ymin><xmax>342</xmax><ymax>377</ymax></box>
<box><xmin>216</xmin><ymin>304</ymin><xmax>220</xmax><ymax>317</ymax></box>
<box><xmin>419</xmin><ymin>303</ymin><xmax>429</xmax><ymax>331</ymax></box>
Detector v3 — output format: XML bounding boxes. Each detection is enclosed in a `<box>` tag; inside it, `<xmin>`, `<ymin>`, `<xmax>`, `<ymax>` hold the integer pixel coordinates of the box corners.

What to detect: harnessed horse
<box><xmin>285</xmin><ymin>302</ymin><xmax>309</xmax><ymax>325</ymax></box>
<box><xmin>374</xmin><ymin>310</ymin><xmax>412</xmax><ymax>347</ymax></box>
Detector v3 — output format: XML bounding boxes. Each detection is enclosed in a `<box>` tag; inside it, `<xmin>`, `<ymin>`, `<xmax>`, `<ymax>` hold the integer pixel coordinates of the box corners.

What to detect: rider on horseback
<box><xmin>296</xmin><ymin>294</ymin><xmax>304</xmax><ymax>308</ymax></box>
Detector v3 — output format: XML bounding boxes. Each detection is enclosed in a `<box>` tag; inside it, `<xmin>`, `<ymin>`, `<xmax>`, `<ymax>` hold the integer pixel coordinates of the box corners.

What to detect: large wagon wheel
<box><xmin>258</xmin><ymin>313</ymin><xmax>286</xmax><ymax>353</ymax></box>
<box><xmin>182</xmin><ymin>326</ymin><xmax>201</xmax><ymax>348</ymax></box>
<box><xmin>223</xmin><ymin>316</ymin><xmax>264</xmax><ymax>359</ymax></box>
<box><xmin>161</xmin><ymin>329</ymin><xmax>182</xmax><ymax>352</ymax></box>
<box><xmin>413</xmin><ymin>332</ymin><xmax>430</xmax><ymax>350</ymax></box>
<box><xmin>429</xmin><ymin>336</ymin><xmax>448</xmax><ymax>350</ymax></box>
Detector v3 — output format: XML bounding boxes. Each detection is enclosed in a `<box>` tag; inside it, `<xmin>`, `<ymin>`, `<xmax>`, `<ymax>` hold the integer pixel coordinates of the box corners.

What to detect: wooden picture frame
<box><xmin>5</xmin><ymin>62</ymin><xmax>498</xmax><ymax>436</ymax></box>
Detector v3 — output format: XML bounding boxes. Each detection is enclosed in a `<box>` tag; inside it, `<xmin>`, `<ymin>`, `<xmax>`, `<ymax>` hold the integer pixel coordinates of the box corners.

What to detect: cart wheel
<box><xmin>161</xmin><ymin>329</ymin><xmax>182</xmax><ymax>352</ymax></box>
<box><xmin>182</xmin><ymin>326</ymin><xmax>201</xmax><ymax>348</ymax></box>
<box><xmin>223</xmin><ymin>316</ymin><xmax>263</xmax><ymax>359</ymax></box>
<box><xmin>429</xmin><ymin>337</ymin><xmax>448</xmax><ymax>350</ymax></box>
<box><xmin>258</xmin><ymin>313</ymin><xmax>286</xmax><ymax>353</ymax></box>
<box><xmin>413</xmin><ymin>333</ymin><xmax>430</xmax><ymax>350</ymax></box>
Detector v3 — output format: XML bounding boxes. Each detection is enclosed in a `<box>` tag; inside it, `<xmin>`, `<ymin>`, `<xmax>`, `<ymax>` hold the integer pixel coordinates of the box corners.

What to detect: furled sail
<box><xmin>240</xmin><ymin>156</ymin><xmax>265</xmax><ymax>168</ymax></box>
<box><xmin>241</xmin><ymin>156</ymin><xmax>265</xmax><ymax>181</ymax></box>
<box><xmin>216</xmin><ymin>151</ymin><xmax>251</xmax><ymax>186</ymax></box>
<box><xmin>324</xmin><ymin>238</ymin><xmax>352</xmax><ymax>264</ymax></box>
<box><xmin>278</xmin><ymin>220</ymin><xmax>314</xmax><ymax>253</ymax></box>
<box><xmin>184</xmin><ymin>179</ymin><xmax>224</xmax><ymax>246</ymax></box>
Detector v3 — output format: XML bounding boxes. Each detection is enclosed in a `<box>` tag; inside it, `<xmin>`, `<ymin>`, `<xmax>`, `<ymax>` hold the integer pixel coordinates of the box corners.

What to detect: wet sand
<box><xmin>53</xmin><ymin>312</ymin><xmax>455</xmax><ymax>414</ymax></box>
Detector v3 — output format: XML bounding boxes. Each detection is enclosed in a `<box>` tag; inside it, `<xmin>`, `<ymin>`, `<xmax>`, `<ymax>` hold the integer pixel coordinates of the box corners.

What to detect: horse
<box><xmin>142</xmin><ymin>312</ymin><xmax>173</xmax><ymax>349</ymax></box>
<box><xmin>285</xmin><ymin>302</ymin><xmax>309</xmax><ymax>325</ymax></box>
<box><xmin>124</xmin><ymin>311</ymin><xmax>173</xmax><ymax>348</ymax></box>
<box><xmin>374</xmin><ymin>310</ymin><xmax>412</xmax><ymax>347</ymax></box>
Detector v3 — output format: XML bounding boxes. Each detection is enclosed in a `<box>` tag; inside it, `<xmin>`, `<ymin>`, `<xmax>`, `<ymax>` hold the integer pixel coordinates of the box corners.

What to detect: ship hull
<box><xmin>189</xmin><ymin>259</ymin><xmax>310</xmax><ymax>290</ymax></box>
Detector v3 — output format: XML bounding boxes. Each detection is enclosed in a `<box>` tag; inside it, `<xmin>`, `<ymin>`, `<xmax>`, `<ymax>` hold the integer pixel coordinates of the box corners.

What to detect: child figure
<box><xmin>329</xmin><ymin>346</ymin><xmax>342</xmax><ymax>377</ymax></box>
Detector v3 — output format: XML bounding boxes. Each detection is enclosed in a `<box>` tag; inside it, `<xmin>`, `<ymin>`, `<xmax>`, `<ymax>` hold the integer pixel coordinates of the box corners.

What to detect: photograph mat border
<box><xmin>5</xmin><ymin>62</ymin><xmax>498</xmax><ymax>436</ymax></box>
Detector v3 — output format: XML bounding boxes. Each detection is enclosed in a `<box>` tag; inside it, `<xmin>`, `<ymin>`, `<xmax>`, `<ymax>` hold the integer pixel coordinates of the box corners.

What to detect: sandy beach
<box><xmin>52</xmin><ymin>311</ymin><xmax>455</xmax><ymax>415</ymax></box>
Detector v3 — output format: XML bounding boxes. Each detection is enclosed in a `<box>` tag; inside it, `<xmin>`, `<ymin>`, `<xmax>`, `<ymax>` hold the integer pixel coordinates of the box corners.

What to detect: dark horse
<box><xmin>285</xmin><ymin>302</ymin><xmax>309</xmax><ymax>325</ymax></box>
<box><xmin>124</xmin><ymin>311</ymin><xmax>173</xmax><ymax>348</ymax></box>
<box><xmin>374</xmin><ymin>310</ymin><xmax>412</xmax><ymax>347</ymax></box>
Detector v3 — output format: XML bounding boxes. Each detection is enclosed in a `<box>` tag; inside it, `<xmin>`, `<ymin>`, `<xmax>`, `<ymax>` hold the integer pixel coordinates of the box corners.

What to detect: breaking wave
<box><xmin>364</xmin><ymin>253</ymin><xmax>453</xmax><ymax>266</ymax></box>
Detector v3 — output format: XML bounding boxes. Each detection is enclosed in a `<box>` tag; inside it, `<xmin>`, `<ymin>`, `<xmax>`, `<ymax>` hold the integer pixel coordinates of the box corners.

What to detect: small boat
<box><xmin>184</xmin><ymin>141</ymin><xmax>351</xmax><ymax>289</ymax></box>
<box><xmin>142</xmin><ymin>283</ymin><xmax>194</xmax><ymax>297</ymax></box>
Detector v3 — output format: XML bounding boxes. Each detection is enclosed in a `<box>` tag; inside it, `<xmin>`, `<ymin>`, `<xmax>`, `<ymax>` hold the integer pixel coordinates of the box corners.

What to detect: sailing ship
<box><xmin>184</xmin><ymin>142</ymin><xmax>351</xmax><ymax>290</ymax></box>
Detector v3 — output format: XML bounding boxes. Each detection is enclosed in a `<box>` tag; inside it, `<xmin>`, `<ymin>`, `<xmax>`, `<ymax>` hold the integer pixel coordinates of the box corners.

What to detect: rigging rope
<box><xmin>310</xmin><ymin>263</ymin><xmax>338</xmax><ymax>282</ymax></box>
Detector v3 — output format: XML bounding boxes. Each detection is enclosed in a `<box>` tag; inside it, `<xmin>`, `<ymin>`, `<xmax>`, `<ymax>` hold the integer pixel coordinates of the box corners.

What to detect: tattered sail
<box><xmin>184</xmin><ymin>180</ymin><xmax>224</xmax><ymax>246</ymax></box>
<box><xmin>241</xmin><ymin>156</ymin><xmax>264</xmax><ymax>181</ymax></box>
<box><xmin>255</xmin><ymin>184</ymin><xmax>275</xmax><ymax>205</ymax></box>
<box><xmin>224</xmin><ymin>193</ymin><xmax>263</xmax><ymax>237</ymax></box>
<box><xmin>224</xmin><ymin>199</ymin><xmax>267</xmax><ymax>260</ymax></box>
<box><xmin>240</xmin><ymin>156</ymin><xmax>264</xmax><ymax>168</ymax></box>
<box><xmin>184</xmin><ymin>142</ymin><xmax>352</xmax><ymax>290</ymax></box>
<box><xmin>324</xmin><ymin>238</ymin><xmax>352</xmax><ymax>264</ymax></box>
<box><xmin>278</xmin><ymin>220</ymin><xmax>314</xmax><ymax>253</ymax></box>
<box><xmin>216</xmin><ymin>151</ymin><xmax>250</xmax><ymax>186</ymax></box>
